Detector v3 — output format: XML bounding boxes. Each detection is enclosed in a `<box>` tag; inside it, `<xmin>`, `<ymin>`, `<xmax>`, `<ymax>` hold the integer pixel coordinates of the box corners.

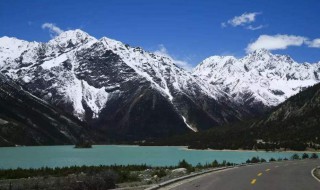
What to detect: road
<box><xmin>160</xmin><ymin>159</ymin><xmax>320</xmax><ymax>190</ymax></box>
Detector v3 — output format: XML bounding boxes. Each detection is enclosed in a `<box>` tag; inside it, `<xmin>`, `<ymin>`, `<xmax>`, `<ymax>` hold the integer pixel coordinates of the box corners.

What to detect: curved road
<box><xmin>160</xmin><ymin>159</ymin><xmax>320</xmax><ymax>190</ymax></box>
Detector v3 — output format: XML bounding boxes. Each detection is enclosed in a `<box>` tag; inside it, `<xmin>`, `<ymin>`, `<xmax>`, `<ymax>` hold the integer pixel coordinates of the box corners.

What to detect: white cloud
<box><xmin>154</xmin><ymin>44</ymin><xmax>193</xmax><ymax>71</ymax></box>
<box><xmin>306</xmin><ymin>38</ymin><xmax>320</xmax><ymax>48</ymax></box>
<box><xmin>246</xmin><ymin>34</ymin><xmax>308</xmax><ymax>53</ymax></box>
<box><xmin>41</xmin><ymin>23</ymin><xmax>64</xmax><ymax>37</ymax></box>
<box><xmin>246</xmin><ymin>25</ymin><xmax>265</xmax><ymax>31</ymax></box>
<box><xmin>222</xmin><ymin>12</ymin><xmax>265</xmax><ymax>30</ymax></box>
<box><xmin>226</xmin><ymin>12</ymin><xmax>261</xmax><ymax>26</ymax></box>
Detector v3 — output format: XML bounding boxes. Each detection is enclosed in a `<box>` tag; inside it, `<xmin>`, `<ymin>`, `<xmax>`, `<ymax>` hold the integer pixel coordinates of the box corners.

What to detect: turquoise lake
<box><xmin>0</xmin><ymin>145</ymin><xmax>318</xmax><ymax>169</ymax></box>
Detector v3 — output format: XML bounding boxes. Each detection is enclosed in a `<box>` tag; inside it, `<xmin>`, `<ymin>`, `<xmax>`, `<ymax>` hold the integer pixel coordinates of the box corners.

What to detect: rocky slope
<box><xmin>0</xmin><ymin>73</ymin><xmax>90</xmax><ymax>146</ymax></box>
<box><xmin>150</xmin><ymin>82</ymin><xmax>320</xmax><ymax>150</ymax></box>
<box><xmin>255</xmin><ymin>82</ymin><xmax>320</xmax><ymax>147</ymax></box>
<box><xmin>193</xmin><ymin>49</ymin><xmax>320</xmax><ymax>113</ymax></box>
<box><xmin>0</xmin><ymin>30</ymin><xmax>248</xmax><ymax>141</ymax></box>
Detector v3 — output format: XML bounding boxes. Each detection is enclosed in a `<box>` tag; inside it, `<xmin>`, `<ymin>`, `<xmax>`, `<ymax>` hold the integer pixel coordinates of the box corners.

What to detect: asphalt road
<box><xmin>161</xmin><ymin>159</ymin><xmax>320</xmax><ymax>190</ymax></box>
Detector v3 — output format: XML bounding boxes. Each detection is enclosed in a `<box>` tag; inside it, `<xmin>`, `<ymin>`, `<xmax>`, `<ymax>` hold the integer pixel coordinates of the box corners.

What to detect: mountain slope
<box><xmin>255</xmin><ymin>82</ymin><xmax>320</xmax><ymax>147</ymax></box>
<box><xmin>193</xmin><ymin>49</ymin><xmax>320</xmax><ymax>113</ymax></box>
<box><xmin>0</xmin><ymin>30</ymin><xmax>249</xmax><ymax>141</ymax></box>
<box><xmin>148</xmin><ymin>82</ymin><xmax>320</xmax><ymax>151</ymax></box>
<box><xmin>0</xmin><ymin>73</ymin><xmax>90</xmax><ymax>146</ymax></box>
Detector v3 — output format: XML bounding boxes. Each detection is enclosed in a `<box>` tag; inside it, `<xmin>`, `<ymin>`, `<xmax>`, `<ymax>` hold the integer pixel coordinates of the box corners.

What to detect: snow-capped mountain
<box><xmin>193</xmin><ymin>49</ymin><xmax>320</xmax><ymax>111</ymax></box>
<box><xmin>0</xmin><ymin>73</ymin><xmax>90</xmax><ymax>146</ymax></box>
<box><xmin>0</xmin><ymin>29</ymin><xmax>247</xmax><ymax>141</ymax></box>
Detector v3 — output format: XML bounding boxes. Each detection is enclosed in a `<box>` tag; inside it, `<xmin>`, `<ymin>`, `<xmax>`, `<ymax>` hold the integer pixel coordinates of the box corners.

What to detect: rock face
<box><xmin>0</xmin><ymin>73</ymin><xmax>90</xmax><ymax>146</ymax></box>
<box><xmin>0</xmin><ymin>30</ymin><xmax>248</xmax><ymax>141</ymax></box>
<box><xmin>193</xmin><ymin>49</ymin><xmax>320</xmax><ymax>114</ymax></box>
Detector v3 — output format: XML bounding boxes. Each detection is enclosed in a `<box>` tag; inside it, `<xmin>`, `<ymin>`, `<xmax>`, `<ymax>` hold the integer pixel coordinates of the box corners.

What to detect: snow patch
<box><xmin>41</xmin><ymin>53</ymin><xmax>68</xmax><ymax>70</ymax></box>
<box><xmin>182</xmin><ymin>116</ymin><xmax>198</xmax><ymax>132</ymax></box>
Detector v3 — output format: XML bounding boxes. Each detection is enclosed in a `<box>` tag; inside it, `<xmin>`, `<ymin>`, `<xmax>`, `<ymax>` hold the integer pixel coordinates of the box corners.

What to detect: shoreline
<box><xmin>179</xmin><ymin>147</ymin><xmax>320</xmax><ymax>153</ymax></box>
<box><xmin>1</xmin><ymin>144</ymin><xmax>320</xmax><ymax>153</ymax></box>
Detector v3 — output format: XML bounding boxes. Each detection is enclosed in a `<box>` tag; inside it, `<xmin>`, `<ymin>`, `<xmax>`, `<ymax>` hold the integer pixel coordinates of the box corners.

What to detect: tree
<box><xmin>269</xmin><ymin>158</ymin><xmax>276</xmax><ymax>162</ymax></box>
<box><xmin>178</xmin><ymin>159</ymin><xmax>194</xmax><ymax>172</ymax></box>
<box><xmin>311</xmin><ymin>153</ymin><xmax>319</xmax><ymax>159</ymax></box>
<box><xmin>291</xmin><ymin>154</ymin><xmax>300</xmax><ymax>160</ymax></box>
<box><xmin>260</xmin><ymin>158</ymin><xmax>266</xmax><ymax>163</ymax></box>
<box><xmin>212</xmin><ymin>160</ymin><xmax>219</xmax><ymax>167</ymax></box>
<box><xmin>302</xmin><ymin>153</ymin><xmax>309</xmax><ymax>159</ymax></box>
<box><xmin>250</xmin><ymin>157</ymin><xmax>260</xmax><ymax>163</ymax></box>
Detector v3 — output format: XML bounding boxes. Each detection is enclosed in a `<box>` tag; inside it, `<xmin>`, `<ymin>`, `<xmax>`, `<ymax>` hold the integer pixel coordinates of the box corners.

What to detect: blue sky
<box><xmin>0</xmin><ymin>0</ymin><xmax>319</xmax><ymax>68</ymax></box>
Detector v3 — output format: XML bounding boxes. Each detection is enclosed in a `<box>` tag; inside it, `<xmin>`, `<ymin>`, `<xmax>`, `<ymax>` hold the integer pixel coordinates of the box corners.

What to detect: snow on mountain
<box><xmin>0</xmin><ymin>30</ymin><xmax>107</xmax><ymax>119</ymax></box>
<box><xmin>99</xmin><ymin>36</ymin><xmax>223</xmax><ymax>101</ymax></box>
<box><xmin>193</xmin><ymin>49</ymin><xmax>320</xmax><ymax>108</ymax></box>
<box><xmin>0</xmin><ymin>73</ymin><xmax>90</xmax><ymax>146</ymax></box>
<box><xmin>1</xmin><ymin>29</ymin><xmax>318</xmax><ymax>140</ymax></box>
<box><xmin>0</xmin><ymin>29</ymin><xmax>246</xmax><ymax>140</ymax></box>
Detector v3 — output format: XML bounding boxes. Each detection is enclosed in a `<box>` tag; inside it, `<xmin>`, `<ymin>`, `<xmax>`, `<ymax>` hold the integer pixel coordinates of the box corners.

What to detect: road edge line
<box><xmin>311</xmin><ymin>168</ymin><xmax>320</xmax><ymax>183</ymax></box>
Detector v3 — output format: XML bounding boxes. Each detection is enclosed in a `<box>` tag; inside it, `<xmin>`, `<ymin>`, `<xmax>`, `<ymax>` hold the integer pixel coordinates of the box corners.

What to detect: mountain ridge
<box><xmin>1</xmin><ymin>29</ymin><xmax>319</xmax><ymax>141</ymax></box>
<box><xmin>193</xmin><ymin>48</ymin><xmax>320</xmax><ymax>110</ymax></box>
<box><xmin>145</xmin><ymin>82</ymin><xmax>320</xmax><ymax>151</ymax></box>
<box><xmin>0</xmin><ymin>29</ymin><xmax>251</xmax><ymax>141</ymax></box>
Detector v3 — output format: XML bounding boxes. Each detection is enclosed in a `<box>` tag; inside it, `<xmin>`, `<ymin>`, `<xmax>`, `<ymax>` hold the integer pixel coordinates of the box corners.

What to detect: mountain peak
<box><xmin>250</xmin><ymin>48</ymin><xmax>271</xmax><ymax>55</ymax></box>
<box><xmin>246</xmin><ymin>48</ymin><xmax>273</xmax><ymax>60</ymax></box>
<box><xmin>195</xmin><ymin>55</ymin><xmax>236</xmax><ymax>70</ymax></box>
<box><xmin>48</xmin><ymin>29</ymin><xmax>97</xmax><ymax>47</ymax></box>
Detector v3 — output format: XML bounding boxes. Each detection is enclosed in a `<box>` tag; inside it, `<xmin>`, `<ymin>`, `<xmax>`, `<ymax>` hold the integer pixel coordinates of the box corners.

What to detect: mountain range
<box><xmin>193</xmin><ymin>49</ymin><xmax>320</xmax><ymax>113</ymax></box>
<box><xmin>0</xmin><ymin>29</ymin><xmax>319</xmax><ymax>143</ymax></box>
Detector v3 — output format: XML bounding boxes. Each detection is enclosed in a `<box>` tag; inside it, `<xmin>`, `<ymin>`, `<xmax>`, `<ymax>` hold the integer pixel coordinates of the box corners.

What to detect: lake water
<box><xmin>0</xmin><ymin>145</ymin><xmax>318</xmax><ymax>169</ymax></box>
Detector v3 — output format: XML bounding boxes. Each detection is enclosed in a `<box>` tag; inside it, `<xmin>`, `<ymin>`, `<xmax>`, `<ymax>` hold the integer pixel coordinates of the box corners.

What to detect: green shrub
<box><xmin>151</xmin><ymin>169</ymin><xmax>167</xmax><ymax>178</ymax></box>
<box><xmin>250</xmin><ymin>157</ymin><xmax>260</xmax><ymax>163</ymax></box>
<box><xmin>302</xmin><ymin>153</ymin><xmax>309</xmax><ymax>159</ymax></box>
<box><xmin>291</xmin><ymin>154</ymin><xmax>300</xmax><ymax>160</ymax></box>
<box><xmin>269</xmin><ymin>158</ymin><xmax>276</xmax><ymax>162</ymax></box>
<box><xmin>311</xmin><ymin>153</ymin><xmax>319</xmax><ymax>159</ymax></box>
<box><xmin>211</xmin><ymin>160</ymin><xmax>219</xmax><ymax>167</ymax></box>
<box><xmin>178</xmin><ymin>159</ymin><xmax>194</xmax><ymax>172</ymax></box>
<box><xmin>260</xmin><ymin>158</ymin><xmax>266</xmax><ymax>163</ymax></box>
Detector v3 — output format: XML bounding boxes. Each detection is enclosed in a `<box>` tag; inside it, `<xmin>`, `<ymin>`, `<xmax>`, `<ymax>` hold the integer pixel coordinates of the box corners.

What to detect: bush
<box><xmin>311</xmin><ymin>153</ymin><xmax>319</xmax><ymax>159</ymax></box>
<box><xmin>269</xmin><ymin>158</ymin><xmax>276</xmax><ymax>162</ymax></box>
<box><xmin>245</xmin><ymin>157</ymin><xmax>266</xmax><ymax>163</ymax></box>
<box><xmin>178</xmin><ymin>159</ymin><xmax>194</xmax><ymax>173</ymax></box>
<box><xmin>117</xmin><ymin>170</ymin><xmax>139</xmax><ymax>183</ymax></box>
<box><xmin>250</xmin><ymin>157</ymin><xmax>260</xmax><ymax>163</ymax></box>
<box><xmin>302</xmin><ymin>153</ymin><xmax>309</xmax><ymax>159</ymax></box>
<box><xmin>291</xmin><ymin>154</ymin><xmax>300</xmax><ymax>160</ymax></box>
<box><xmin>178</xmin><ymin>159</ymin><xmax>191</xmax><ymax>168</ymax></box>
<box><xmin>260</xmin><ymin>158</ymin><xmax>266</xmax><ymax>163</ymax></box>
<box><xmin>151</xmin><ymin>169</ymin><xmax>167</xmax><ymax>178</ymax></box>
<box><xmin>211</xmin><ymin>160</ymin><xmax>219</xmax><ymax>167</ymax></box>
<box><xmin>221</xmin><ymin>160</ymin><xmax>227</xmax><ymax>166</ymax></box>
<box><xmin>196</xmin><ymin>163</ymin><xmax>203</xmax><ymax>168</ymax></box>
